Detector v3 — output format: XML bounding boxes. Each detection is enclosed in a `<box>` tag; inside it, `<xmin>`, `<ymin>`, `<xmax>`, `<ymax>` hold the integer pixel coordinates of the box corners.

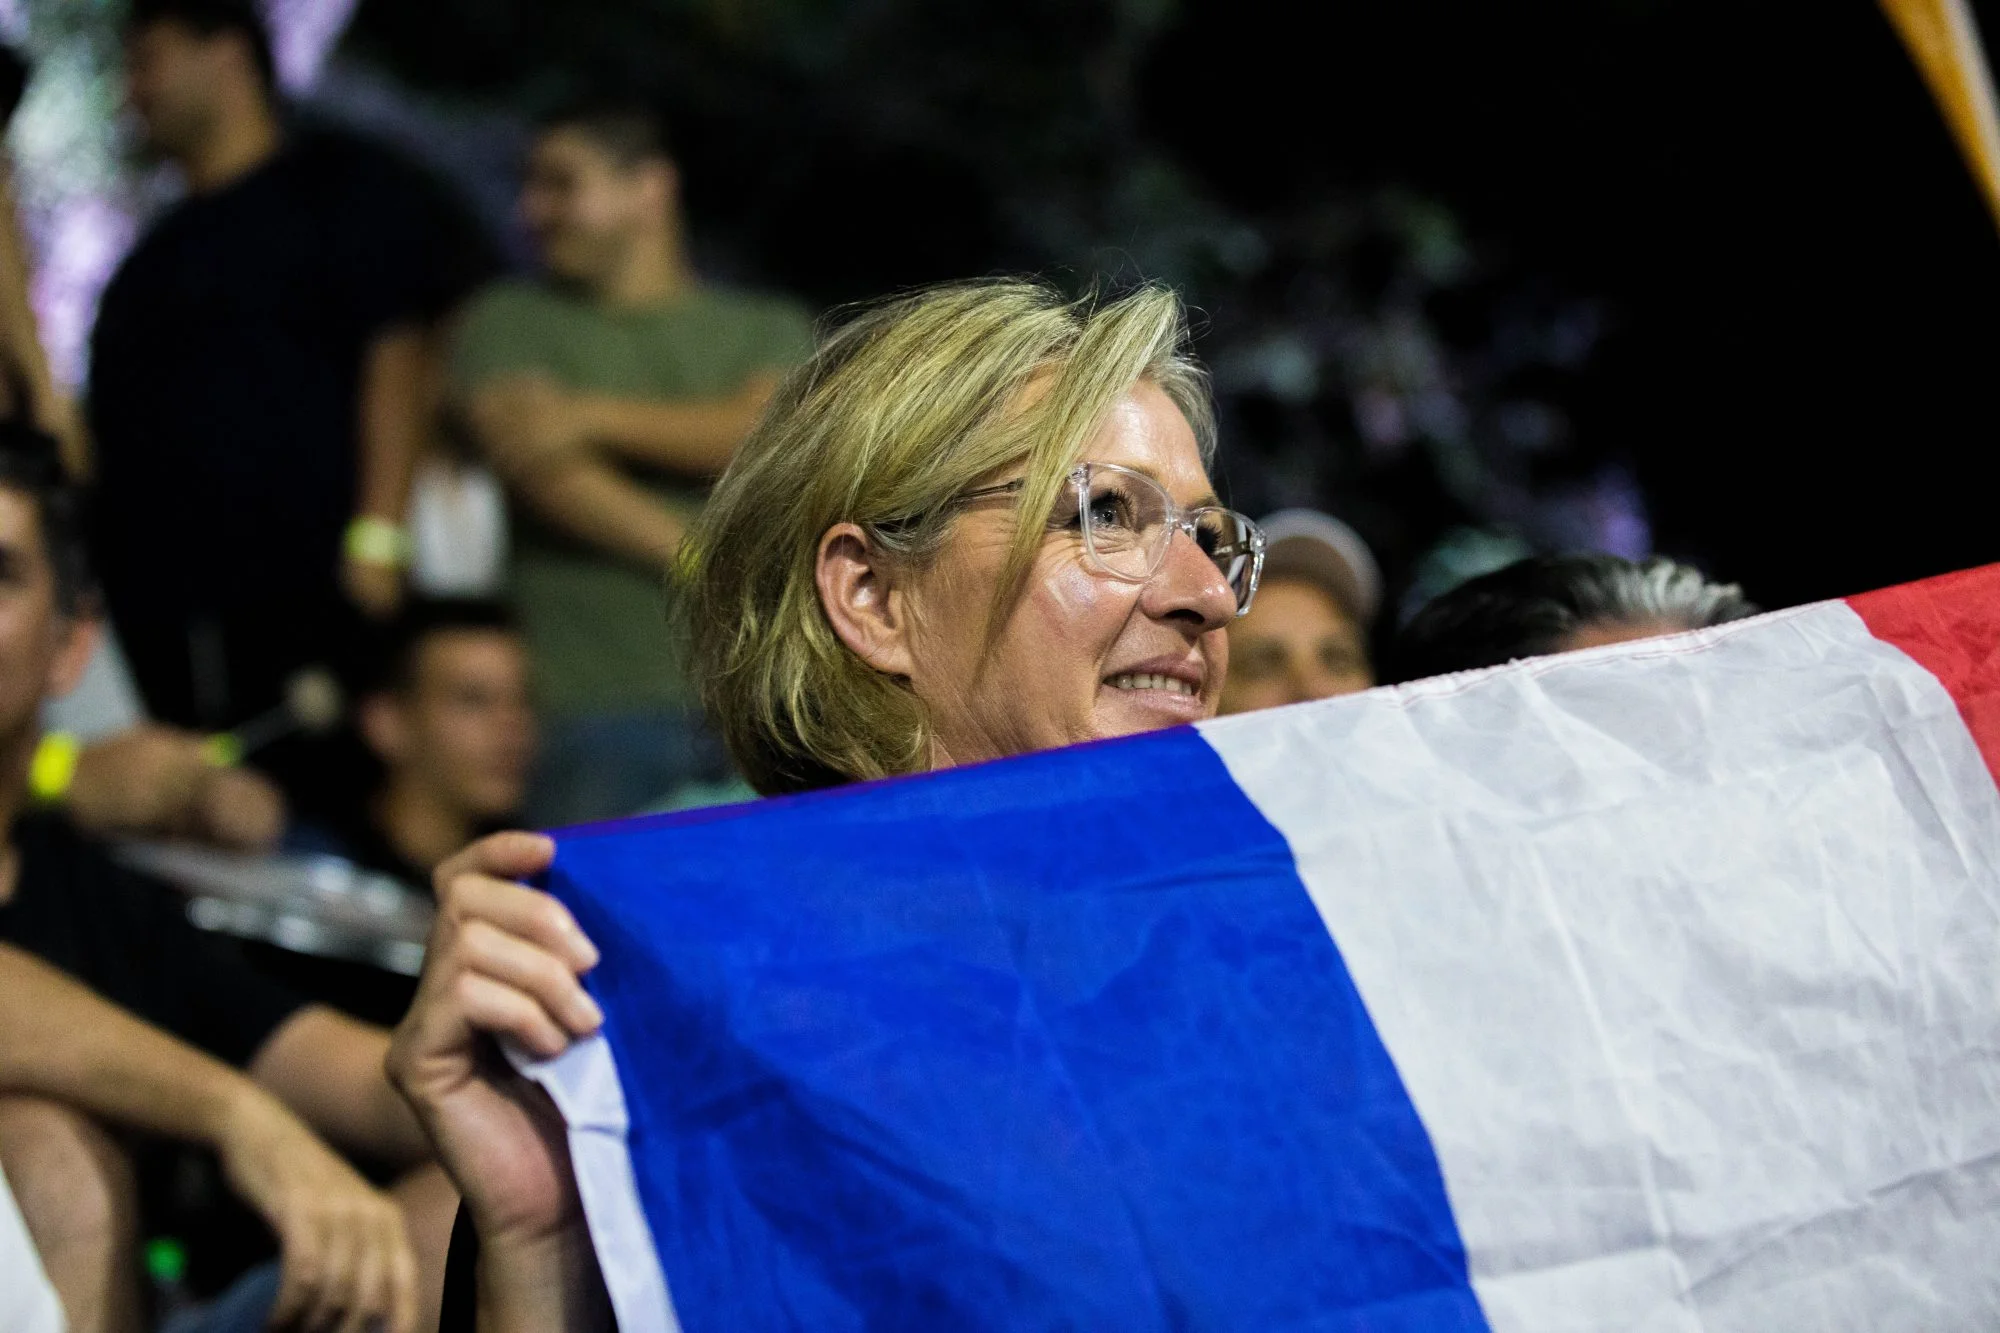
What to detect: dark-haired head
<box><xmin>0</xmin><ymin>418</ymin><xmax>94</xmax><ymax>619</ymax></box>
<box><xmin>535</xmin><ymin>97</ymin><xmax>672</xmax><ymax>170</ymax></box>
<box><xmin>1388</xmin><ymin>554</ymin><xmax>1757</xmax><ymax>684</ymax></box>
<box><xmin>522</xmin><ymin>97</ymin><xmax>680</xmax><ymax>289</ymax></box>
<box><xmin>366</xmin><ymin>598</ymin><xmax>519</xmax><ymax>700</ymax></box>
<box><xmin>125</xmin><ymin>0</ymin><xmax>275</xmax><ymax>91</ymax></box>
<box><xmin>123</xmin><ymin>0</ymin><xmax>276</xmax><ymax>170</ymax></box>
<box><xmin>356</xmin><ymin>598</ymin><xmax>533</xmax><ymax>828</ymax></box>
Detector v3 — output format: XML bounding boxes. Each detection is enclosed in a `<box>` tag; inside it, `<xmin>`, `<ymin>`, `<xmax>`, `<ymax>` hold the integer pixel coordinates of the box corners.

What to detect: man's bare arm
<box><xmin>0</xmin><ymin>945</ymin><xmax>423</xmax><ymax>1331</ymax></box>
<box><xmin>0</xmin><ymin>162</ymin><xmax>86</xmax><ymax>480</ymax></box>
<box><xmin>471</xmin><ymin>370</ymin><xmax>777</xmax><ymax>482</ymax></box>
<box><xmin>462</xmin><ymin>377</ymin><xmax>687</xmax><ymax>568</ymax></box>
<box><xmin>506</xmin><ymin>455</ymin><xmax>687</xmax><ymax>571</ymax></box>
<box><xmin>249</xmin><ymin>1004</ymin><xmax>430</xmax><ymax>1167</ymax></box>
<box><xmin>0</xmin><ymin>943</ymin><xmax>245</xmax><ymax>1142</ymax></box>
<box><xmin>568</xmin><ymin>370</ymin><xmax>778</xmax><ymax>476</ymax></box>
<box><xmin>348</xmin><ymin>323</ymin><xmax>434</xmax><ymax>617</ymax></box>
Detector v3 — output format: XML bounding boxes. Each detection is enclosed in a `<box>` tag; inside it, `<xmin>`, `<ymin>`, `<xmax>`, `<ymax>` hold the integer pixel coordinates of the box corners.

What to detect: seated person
<box><xmin>270</xmin><ymin>600</ymin><xmax>535</xmax><ymax>1026</ymax></box>
<box><xmin>1</xmin><ymin>944</ymin><xmax>412</xmax><ymax>1333</ymax></box>
<box><xmin>1387</xmin><ymin>552</ymin><xmax>1758</xmax><ymax>682</ymax></box>
<box><xmin>349</xmin><ymin>599</ymin><xmax>536</xmax><ymax>886</ymax></box>
<box><xmin>0</xmin><ymin>427</ymin><xmax>456</xmax><ymax>1328</ymax></box>
<box><xmin>1218</xmin><ymin>508</ymin><xmax>1380</xmax><ymax>713</ymax></box>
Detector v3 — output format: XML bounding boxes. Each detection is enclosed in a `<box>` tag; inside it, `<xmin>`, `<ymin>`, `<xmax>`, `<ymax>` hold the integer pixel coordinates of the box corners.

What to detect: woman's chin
<box><xmin>1093</xmin><ymin>682</ymin><xmax>1210</xmax><ymax>737</ymax></box>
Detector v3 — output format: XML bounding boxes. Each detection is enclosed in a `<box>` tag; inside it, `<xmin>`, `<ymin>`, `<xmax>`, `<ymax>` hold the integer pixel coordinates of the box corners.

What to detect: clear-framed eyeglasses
<box><xmin>955</xmin><ymin>462</ymin><xmax>1267</xmax><ymax>617</ymax></box>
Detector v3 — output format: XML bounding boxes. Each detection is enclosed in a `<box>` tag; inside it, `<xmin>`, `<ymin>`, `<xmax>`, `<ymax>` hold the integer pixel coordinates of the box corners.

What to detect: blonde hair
<box><xmin>683</xmin><ymin>279</ymin><xmax>1214</xmax><ymax>794</ymax></box>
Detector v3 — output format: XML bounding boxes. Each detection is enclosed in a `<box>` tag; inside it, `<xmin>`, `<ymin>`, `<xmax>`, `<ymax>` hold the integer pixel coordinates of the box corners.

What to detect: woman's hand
<box><xmin>215</xmin><ymin>1087</ymin><xmax>418</xmax><ymax>1333</ymax></box>
<box><xmin>386</xmin><ymin>832</ymin><xmax>609</xmax><ymax>1322</ymax></box>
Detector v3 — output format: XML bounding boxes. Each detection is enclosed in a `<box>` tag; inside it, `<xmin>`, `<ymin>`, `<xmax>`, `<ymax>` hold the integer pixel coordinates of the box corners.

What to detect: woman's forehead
<box><xmin>1082</xmin><ymin>382</ymin><xmax>1215</xmax><ymax>503</ymax></box>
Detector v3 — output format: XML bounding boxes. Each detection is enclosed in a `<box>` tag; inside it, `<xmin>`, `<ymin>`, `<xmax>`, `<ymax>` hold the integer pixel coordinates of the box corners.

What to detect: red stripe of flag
<box><xmin>1848</xmin><ymin>563</ymin><xmax>2000</xmax><ymax>785</ymax></box>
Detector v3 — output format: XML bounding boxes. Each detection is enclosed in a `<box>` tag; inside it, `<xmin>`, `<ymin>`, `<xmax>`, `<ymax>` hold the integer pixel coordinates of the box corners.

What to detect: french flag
<box><xmin>520</xmin><ymin>564</ymin><xmax>2000</xmax><ymax>1331</ymax></box>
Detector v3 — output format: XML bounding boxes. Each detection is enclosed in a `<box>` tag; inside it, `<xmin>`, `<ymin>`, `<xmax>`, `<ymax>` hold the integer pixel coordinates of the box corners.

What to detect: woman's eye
<box><xmin>1088</xmin><ymin>490</ymin><xmax>1137</xmax><ymax>530</ymax></box>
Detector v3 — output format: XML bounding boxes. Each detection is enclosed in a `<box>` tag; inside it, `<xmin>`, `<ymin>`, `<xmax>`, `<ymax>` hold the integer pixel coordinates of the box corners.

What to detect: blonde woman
<box><xmin>388</xmin><ymin>280</ymin><xmax>1266</xmax><ymax>1328</ymax></box>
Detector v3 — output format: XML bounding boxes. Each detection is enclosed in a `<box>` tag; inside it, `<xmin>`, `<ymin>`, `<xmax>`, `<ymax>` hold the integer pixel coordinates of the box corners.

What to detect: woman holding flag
<box><xmin>387</xmin><ymin>279</ymin><xmax>1266</xmax><ymax>1327</ymax></box>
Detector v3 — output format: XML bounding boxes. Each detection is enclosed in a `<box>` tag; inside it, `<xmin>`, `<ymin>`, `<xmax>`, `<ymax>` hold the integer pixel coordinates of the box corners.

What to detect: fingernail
<box><xmin>580</xmin><ymin>992</ymin><xmax>605</xmax><ymax>1029</ymax></box>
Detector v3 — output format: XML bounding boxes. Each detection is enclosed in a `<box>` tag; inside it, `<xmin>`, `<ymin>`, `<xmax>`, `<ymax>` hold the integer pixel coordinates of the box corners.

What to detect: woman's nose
<box><xmin>1142</xmin><ymin>528</ymin><xmax>1237</xmax><ymax>631</ymax></box>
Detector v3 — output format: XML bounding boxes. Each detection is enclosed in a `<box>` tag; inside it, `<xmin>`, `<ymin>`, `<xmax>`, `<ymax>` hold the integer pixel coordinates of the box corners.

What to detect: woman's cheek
<box><xmin>1033</xmin><ymin>561</ymin><xmax>1130</xmax><ymax>660</ymax></box>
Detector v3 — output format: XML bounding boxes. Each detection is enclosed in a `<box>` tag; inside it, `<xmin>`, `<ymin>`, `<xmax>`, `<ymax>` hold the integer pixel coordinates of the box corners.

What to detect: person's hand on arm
<box><xmin>564</xmin><ymin>367</ymin><xmax>781</xmax><ymax>477</ymax></box>
<box><xmin>464</xmin><ymin>376</ymin><xmax>686</xmax><ymax>570</ymax></box>
<box><xmin>50</xmin><ymin>724</ymin><xmax>286</xmax><ymax>852</ymax></box>
<box><xmin>386</xmin><ymin>833</ymin><xmax>614</xmax><ymax>1333</ymax></box>
<box><xmin>474</xmin><ymin>368</ymin><xmax>778</xmax><ymax>482</ymax></box>
<box><xmin>0</xmin><ymin>944</ymin><xmax>419</xmax><ymax>1332</ymax></box>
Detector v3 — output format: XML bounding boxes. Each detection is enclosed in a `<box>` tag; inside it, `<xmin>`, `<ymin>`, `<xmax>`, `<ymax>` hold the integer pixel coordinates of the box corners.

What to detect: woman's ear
<box><xmin>816</xmin><ymin>523</ymin><xmax>916</xmax><ymax>679</ymax></box>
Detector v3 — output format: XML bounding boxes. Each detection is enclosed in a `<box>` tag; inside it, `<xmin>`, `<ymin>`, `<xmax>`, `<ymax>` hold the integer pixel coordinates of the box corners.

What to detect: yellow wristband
<box><xmin>201</xmin><ymin>733</ymin><xmax>243</xmax><ymax>767</ymax></box>
<box><xmin>344</xmin><ymin>516</ymin><xmax>412</xmax><ymax>567</ymax></box>
<box><xmin>29</xmin><ymin>732</ymin><xmax>81</xmax><ymax>804</ymax></box>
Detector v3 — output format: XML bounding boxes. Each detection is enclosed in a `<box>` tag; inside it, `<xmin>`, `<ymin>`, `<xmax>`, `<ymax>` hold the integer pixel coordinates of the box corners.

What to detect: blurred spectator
<box><xmin>0</xmin><ymin>418</ymin><xmax>287</xmax><ymax>853</ymax></box>
<box><xmin>452</xmin><ymin>99</ymin><xmax>813</xmax><ymax>824</ymax></box>
<box><xmin>1388</xmin><ymin>553</ymin><xmax>1758</xmax><ymax>683</ymax></box>
<box><xmin>0</xmin><ymin>425</ymin><xmax>456</xmax><ymax>1329</ymax></box>
<box><xmin>85</xmin><ymin>0</ymin><xmax>496</xmax><ymax>821</ymax></box>
<box><xmin>6</xmin><ymin>47</ymin><xmax>287</xmax><ymax>857</ymax></box>
<box><xmin>350</xmin><ymin>599</ymin><xmax>533</xmax><ymax>885</ymax></box>
<box><xmin>269</xmin><ymin>601</ymin><xmax>533</xmax><ymax>1027</ymax></box>
<box><xmin>1</xmin><ymin>43</ymin><xmax>83</xmax><ymax>477</ymax></box>
<box><xmin>1</xmin><ymin>946</ymin><xmax>415</xmax><ymax>1333</ymax></box>
<box><xmin>1219</xmin><ymin>509</ymin><xmax>1380</xmax><ymax>713</ymax></box>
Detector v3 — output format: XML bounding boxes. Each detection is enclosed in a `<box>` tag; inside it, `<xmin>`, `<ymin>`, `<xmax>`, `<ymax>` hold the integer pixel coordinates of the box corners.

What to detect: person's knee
<box><xmin>0</xmin><ymin>1096</ymin><xmax>137</xmax><ymax>1259</ymax></box>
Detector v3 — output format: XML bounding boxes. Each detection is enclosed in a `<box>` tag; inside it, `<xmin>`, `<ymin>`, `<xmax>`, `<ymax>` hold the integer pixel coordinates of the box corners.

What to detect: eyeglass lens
<box><xmin>1073</xmin><ymin>466</ymin><xmax>1259</xmax><ymax>608</ymax></box>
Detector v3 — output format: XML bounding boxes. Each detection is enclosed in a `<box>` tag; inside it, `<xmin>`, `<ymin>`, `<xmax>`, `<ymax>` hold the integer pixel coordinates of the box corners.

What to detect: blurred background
<box><xmin>7</xmin><ymin>0</ymin><xmax>1996</xmax><ymax>622</ymax></box>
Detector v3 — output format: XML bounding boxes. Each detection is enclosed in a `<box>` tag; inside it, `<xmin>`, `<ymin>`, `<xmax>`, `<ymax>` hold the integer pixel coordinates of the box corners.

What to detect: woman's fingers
<box><xmin>450</xmin><ymin>970</ymin><xmax>576</xmax><ymax>1059</ymax></box>
<box><xmin>432</xmin><ymin>831</ymin><xmax>556</xmax><ymax>902</ymax></box>
<box><xmin>438</xmin><ymin>871</ymin><xmax>598</xmax><ymax>975</ymax></box>
<box><xmin>457</xmin><ymin>918</ymin><xmax>604</xmax><ymax>1037</ymax></box>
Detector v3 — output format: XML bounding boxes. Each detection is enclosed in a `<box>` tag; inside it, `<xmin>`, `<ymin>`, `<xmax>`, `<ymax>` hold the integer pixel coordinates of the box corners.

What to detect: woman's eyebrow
<box><xmin>1085</xmin><ymin>459</ymin><xmax>1221</xmax><ymax>509</ymax></box>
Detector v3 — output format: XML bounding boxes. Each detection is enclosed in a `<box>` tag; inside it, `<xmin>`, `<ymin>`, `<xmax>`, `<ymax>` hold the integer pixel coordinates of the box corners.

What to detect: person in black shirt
<box><xmin>0</xmin><ymin>426</ymin><xmax>458</xmax><ymax>1328</ymax></box>
<box><xmin>86</xmin><ymin>0</ymin><xmax>496</xmax><ymax>821</ymax></box>
<box><xmin>267</xmin><ymin>599</ymin><xmax>535</xmax><ymax>1027</ymax></box>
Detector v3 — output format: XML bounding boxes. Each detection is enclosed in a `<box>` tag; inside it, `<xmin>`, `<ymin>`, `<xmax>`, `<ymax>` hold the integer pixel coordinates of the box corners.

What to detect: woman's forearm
<box><xmin>475</xmin><ymin>1224</ymin><xmax>613</xmax><ymax>1333</ymax></box>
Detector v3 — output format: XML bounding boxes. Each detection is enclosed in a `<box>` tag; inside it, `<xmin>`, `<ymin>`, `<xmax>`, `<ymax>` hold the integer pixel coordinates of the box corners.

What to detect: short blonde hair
<box><xmin>683</xmin><ymin>279</ymin><xmax>1214</xmax><ymax>794</ymax></box>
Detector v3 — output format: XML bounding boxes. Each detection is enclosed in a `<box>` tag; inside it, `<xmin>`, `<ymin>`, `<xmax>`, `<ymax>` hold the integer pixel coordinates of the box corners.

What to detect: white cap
<box><xmin>1255</xmin><ymin>509</ymin><xmax>1383</xmax><ymax>626</ymax></box>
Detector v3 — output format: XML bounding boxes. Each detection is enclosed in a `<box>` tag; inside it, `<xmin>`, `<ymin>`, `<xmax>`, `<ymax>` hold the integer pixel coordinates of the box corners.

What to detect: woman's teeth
<box><xmin>1107</xmin><ymin>672</ymin><xmax>1197</xmax><ymax>697</ymax></box>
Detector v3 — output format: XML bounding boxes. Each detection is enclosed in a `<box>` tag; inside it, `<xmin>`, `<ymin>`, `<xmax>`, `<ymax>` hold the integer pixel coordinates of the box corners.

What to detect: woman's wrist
<box><xmin>475</xmin><ymin>1221</ymin><xmax>611</xmax><ymax>1333</ymax></box>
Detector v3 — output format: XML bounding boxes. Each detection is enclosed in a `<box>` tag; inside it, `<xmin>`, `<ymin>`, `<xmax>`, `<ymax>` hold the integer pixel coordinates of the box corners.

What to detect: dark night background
<box><xmin>342</xmin><ymin>0</ymin><xmax>2000</xmax><ymax>615</ymax></box>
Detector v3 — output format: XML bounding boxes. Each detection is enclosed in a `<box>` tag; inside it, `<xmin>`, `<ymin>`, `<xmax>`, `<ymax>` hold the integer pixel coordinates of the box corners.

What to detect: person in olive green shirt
<box><xmin>451</xmin><ymin>101</ymin><xmax>812</xmax><ymax>824</ymax></box>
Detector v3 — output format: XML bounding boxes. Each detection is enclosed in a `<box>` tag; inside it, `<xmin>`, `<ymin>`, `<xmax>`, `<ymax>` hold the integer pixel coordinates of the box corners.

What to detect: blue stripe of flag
<box><xmin>549</xmin><ymin>725</ymin><xmax>1488</xmax><ymax>1331</ymax></box>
